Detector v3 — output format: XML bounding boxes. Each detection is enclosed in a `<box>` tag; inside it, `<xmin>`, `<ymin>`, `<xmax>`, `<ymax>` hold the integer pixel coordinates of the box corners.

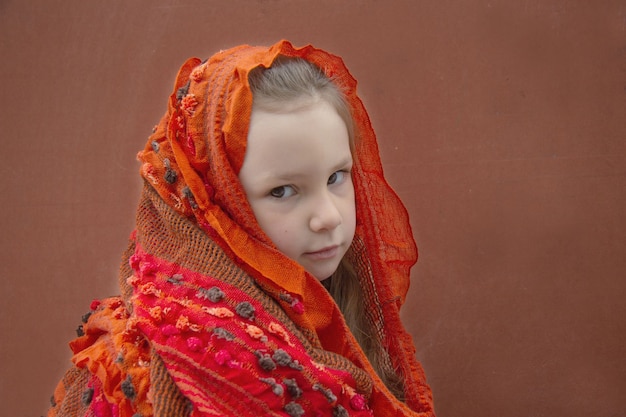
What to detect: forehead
<box><xmin>241</xmin><ymin>100</ymin><xmax>351</xmax><ymax>178</ymax></box>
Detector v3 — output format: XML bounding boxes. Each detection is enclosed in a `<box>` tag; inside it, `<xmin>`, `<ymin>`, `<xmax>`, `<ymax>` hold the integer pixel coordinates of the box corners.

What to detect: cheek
<box><xmin>255</xmin><ymin>211</ymin><xmax>298</xmax><ymax>250</ymax></box>
<box><xmin>268</xmin><ymin>228</ymin><xmax>301</xmax><ymax>262</ymax></box>
<box><xmin>345</xmin><ymin>188</ymin><xmax>357</xmax><ymax>229</ymax></box>
<box><xmin>249</xmin><ymin>203</ymin><xmax>278</xmax><ymax>240</ymax></box>
<box><xmin>346</xmin><ymin>207</ymin><xmax>357</xmax><ymax>238</ymax></box>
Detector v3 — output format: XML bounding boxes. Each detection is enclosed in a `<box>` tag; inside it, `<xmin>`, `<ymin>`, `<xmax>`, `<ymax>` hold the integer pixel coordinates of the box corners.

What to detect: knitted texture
<box><xmin>48</xmin><ymin>40</ymin><xmax>435</xmax><ymax>417</ymax></box>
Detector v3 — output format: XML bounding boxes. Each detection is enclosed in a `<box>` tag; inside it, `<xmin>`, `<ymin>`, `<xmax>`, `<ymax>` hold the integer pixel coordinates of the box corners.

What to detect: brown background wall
<box><xmin>1</xmin><ymin>1</ymin><xmax>624</xmax><ymax>416</ymax></box>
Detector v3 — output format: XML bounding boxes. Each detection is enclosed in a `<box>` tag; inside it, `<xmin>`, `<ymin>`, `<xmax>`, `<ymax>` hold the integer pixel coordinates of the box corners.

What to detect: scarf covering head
<box><xmin>48</xmin><ymin>40</ymin><xmax>434</xmax><ymax>417</ymax></box>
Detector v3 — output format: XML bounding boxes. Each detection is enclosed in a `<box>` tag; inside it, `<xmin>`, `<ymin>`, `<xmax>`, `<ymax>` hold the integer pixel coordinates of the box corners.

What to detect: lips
<box><xmin>304</xmin><ymin>245</ymin><xmax>339</xmax><ymax>260</ymax></box>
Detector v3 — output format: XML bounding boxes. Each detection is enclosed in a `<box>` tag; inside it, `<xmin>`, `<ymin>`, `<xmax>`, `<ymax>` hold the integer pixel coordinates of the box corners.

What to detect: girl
<box><xmin>48</xmin><ymin>40</ymin><xmax>435</xmax><ymax>417</ymax></box>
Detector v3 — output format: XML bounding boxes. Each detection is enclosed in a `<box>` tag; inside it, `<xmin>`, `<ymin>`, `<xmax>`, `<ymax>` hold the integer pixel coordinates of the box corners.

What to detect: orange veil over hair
<box><xmin>48</xmin><ymin>40</ymin><xmax>434</xmax><ymax>417</ymax></box>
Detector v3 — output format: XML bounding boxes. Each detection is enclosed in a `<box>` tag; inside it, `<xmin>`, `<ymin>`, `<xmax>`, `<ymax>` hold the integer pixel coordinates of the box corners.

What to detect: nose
<box><xmin>309</xmin><ymin>191</ymin><xmax>342</xmax><ymax>232</ymax></box>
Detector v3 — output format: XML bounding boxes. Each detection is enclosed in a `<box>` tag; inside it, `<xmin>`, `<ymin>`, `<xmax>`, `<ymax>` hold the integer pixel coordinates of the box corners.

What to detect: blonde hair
<box><xmin>248</xmin><ymin>57</ymin><xmax>405</xmax><ymax>401</ymax></box>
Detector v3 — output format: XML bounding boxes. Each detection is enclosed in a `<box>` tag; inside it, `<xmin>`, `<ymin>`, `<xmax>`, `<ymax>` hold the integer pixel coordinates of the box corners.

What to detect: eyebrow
<box><xmin>333</xmin><ymin>156</ymin><xmax>354</xmax><ymax>171</ymax></box>
<box><xmin>265</xmin><ymin>156</ymin><xmax>353</xmax><ymax>182</ymax></box>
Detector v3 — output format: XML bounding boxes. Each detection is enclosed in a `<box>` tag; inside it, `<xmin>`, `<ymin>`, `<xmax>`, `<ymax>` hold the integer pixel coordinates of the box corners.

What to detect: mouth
<box><xmin>304</xmin><ymin>245</ymin><xmax>340</xmax><ymax>260</ymax></box>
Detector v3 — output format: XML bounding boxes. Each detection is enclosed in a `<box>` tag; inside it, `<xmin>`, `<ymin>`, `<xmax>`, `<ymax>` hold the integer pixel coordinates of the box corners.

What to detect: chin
<box><xmin>308</xmin><ymin>264</ymin><xmax>340</xmax><ymax>282</ymax></box>
<box><xmin>316</xmin><ymin>275</ymin><xmax>332</xmax><ymax>282</ymax></box>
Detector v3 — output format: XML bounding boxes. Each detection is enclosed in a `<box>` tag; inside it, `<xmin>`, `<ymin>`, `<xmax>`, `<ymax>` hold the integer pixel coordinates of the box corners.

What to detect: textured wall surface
<box><xmin>1</xmin><ymin>1</ymin><xmax>624</xmax><ymax>416</ymax></box>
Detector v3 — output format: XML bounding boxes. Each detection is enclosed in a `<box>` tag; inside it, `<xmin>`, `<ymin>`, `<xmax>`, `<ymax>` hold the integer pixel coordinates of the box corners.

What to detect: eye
<box><xmin>328</xmin><ymin>170</ymin><xmax>348</xmax><ymax>185</ymax></box>
<box><xmin>269</xmin><ymin>185</ymin><xmax>296</xmax><ymax>199</ymax></box>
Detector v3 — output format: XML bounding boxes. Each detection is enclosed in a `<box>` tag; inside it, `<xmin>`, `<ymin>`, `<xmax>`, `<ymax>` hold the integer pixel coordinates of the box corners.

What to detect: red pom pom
<box><xmin>214</xmin><ymin>349</ymin><xmax>232</xmax><ymax>366</ymax></box>
<box><xmin>291</xmin><ymin>299</ymin><xmax>304</xmax><ymax>314</ymax></box>
<box><xmin>187</xmin><ymin>337</ymin><xmax>203</xmax><ymax>352</ymax></box>
<box><xmin>162</xmin><ymin>325</ymin><xmax>180</xmax><ymax>337</ymax></box>
<box><xmin>350</xmin><ymin>394</ymin><xmax>367</xmax><ymax>410</ymax></box>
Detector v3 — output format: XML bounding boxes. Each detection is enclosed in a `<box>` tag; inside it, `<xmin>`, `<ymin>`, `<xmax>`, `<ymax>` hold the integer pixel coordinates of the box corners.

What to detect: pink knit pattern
<box><xmin>129</xmin><ymin>245</ymin><xmax>373</xmax><ymax>417</ymax></box>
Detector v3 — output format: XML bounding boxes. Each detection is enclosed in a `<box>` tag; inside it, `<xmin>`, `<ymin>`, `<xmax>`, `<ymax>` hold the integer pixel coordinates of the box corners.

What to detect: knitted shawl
<box><xmin>48</xmin><ymin>40</ymin><xmax>435</xmax><ymax>417</ymax></box>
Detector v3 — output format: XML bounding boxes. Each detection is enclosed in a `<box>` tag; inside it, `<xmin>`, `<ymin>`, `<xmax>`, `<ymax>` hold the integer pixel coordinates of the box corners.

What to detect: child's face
<box><xmin>239</xmin><ymin>99</ymin><xmax>356</xmax><ymax>281</ymax></box>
